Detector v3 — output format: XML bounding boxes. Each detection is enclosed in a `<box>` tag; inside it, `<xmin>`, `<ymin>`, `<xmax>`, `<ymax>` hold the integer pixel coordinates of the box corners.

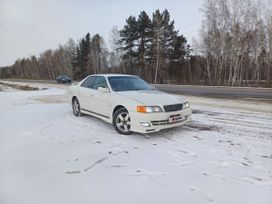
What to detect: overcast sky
<box><xmin>0</xmin><ymin>0</ymin><xmax>203</xmax><ymax>66</ymax></box>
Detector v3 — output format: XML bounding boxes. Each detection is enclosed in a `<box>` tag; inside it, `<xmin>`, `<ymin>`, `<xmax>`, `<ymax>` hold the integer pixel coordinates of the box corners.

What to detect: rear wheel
<box><xmin>113</xmin><ymin>108</ymin><xmax>132</xmax><ymax>135</ymax></box>
<box><xmin>72</xmin><ymin>98</ymin><xmax>81</xmax><ymax>116</ymax></box>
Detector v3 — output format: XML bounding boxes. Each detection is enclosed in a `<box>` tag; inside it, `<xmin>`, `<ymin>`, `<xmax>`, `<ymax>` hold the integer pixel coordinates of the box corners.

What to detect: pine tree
<box><xmin>150</xmin><ymin>9</ymin><xmax>180</xmax><ymax>83</ymax></box>
<box><xmin>81</xmin><ymin>33</ymin><xmax>91</xmax><ymax>77</ymax></box>
<box><xmin>119</xmin><ymin>16</ymin><xmax>139</xmax><ymax>74</ymax></box>
<box><xmin>72</xmin><ymin>46</ymin><xmax>81</xmax><ymax>79</ymax></box>
<box><xmin>118</xmin><ymin>10</ymin><xmax>190</xmax><ymax>83</ymax></box>
<box><xmin>72</xmin><ymin>33</ymin><xmax>91</xmax><ymax>79</ymax></box>
<box><xmin>137</xmin><ymin>11</ymin><xmax>153</xmax><ymax>77</ymax></box>
<box><xmin>169</xmin><ymin>35</ymin><xmax>188</xmax><ymax>82</ymax></box>
<box><xmin>90</xmin><ymin>34</ymin><xmax>108</xmax><ymax>74</ymax></box>
<box><xmin>163</xmin><ymin>10</ymin><xmax>179</xmax><ymax>63</ymax></box>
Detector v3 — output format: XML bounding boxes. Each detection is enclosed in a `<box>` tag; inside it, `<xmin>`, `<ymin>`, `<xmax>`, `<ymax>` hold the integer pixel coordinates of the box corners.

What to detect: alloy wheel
<box><xmin>73</xmin><ymin>99</ymin><xmax>81</xmax><ymax>116</ymax></box>
<box><xmin>115</xmin><ymin>112</ymin><xmax>131</xmax><ymax>133</ymax></box>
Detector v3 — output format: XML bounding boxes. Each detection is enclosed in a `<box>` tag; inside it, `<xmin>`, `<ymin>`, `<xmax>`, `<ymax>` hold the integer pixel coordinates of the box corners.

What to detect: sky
<box><xmin>0</xmin><ymin>0</ymin><xmax>204</xmax><ymax>66</ymax></box>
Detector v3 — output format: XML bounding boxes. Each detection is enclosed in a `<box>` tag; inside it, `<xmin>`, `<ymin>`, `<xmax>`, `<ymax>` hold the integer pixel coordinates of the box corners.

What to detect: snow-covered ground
<box><xmin>0</xmin><ymin>83</ymin><xmax>272</xmax><ymax>204</ymax></box>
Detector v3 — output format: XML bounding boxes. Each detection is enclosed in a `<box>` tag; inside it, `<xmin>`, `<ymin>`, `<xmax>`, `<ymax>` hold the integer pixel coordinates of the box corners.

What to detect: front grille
<box><xmin>163</xmin><ymin>104</ymin><xmax>183</xmax><ymax>112</ymax></box>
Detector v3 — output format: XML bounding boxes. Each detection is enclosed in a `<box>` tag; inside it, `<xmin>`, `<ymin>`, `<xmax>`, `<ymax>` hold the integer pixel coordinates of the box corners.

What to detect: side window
<box><xmin>81</xmin><ymin>76</ymin><xmax>96</xmax><ymax>89</ymax></box>
<box><xmin>93</xmin><ymin>76</ymin><xmax>108</xmax><ymax>90</ymax></box>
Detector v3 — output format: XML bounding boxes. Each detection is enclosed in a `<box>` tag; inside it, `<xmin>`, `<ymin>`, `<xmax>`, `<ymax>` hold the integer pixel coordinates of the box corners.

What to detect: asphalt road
<box><xmin>2</xmin><ymin>79</ymin><xmax>272</xmax><ymax>101</ymax></box>
<box><xmin>154</xmin><ymin>84</ymin><xmax>272</xmax><ymax>101</ymax></box>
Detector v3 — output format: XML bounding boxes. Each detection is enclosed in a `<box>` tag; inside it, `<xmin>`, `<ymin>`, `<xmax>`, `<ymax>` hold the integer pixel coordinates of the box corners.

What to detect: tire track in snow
<box><xmin>83</xmin><ymin>157</ymin><xmax>108</xmax><ymax>172</ymax></box>
<box><xmin>189</xmin><ymin>186</ymin><xmax>214</xmax><ymax>203</ymax></box>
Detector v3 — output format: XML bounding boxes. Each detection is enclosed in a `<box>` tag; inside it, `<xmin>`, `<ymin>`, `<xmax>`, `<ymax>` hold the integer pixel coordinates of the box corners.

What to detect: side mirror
<box><xmin>98</xmin><ymin>87</ymin><xmax>109</xmax><ymax>93</ymax></box>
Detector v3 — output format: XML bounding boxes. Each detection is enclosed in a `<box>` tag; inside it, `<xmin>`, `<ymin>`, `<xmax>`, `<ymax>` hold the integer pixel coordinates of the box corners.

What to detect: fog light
<box><xmin>140</xmin><ymin>122</ymin><xmax>151</xmax><ymax>127</ymax></box>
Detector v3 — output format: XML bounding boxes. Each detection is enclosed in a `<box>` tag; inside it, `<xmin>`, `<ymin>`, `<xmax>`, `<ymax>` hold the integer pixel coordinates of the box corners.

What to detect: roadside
<box><xmin>184</xmin><ymin>95</ymin><xmax>272</xmax><ymax>113</ymax></box>
<box><xmin>0</xmin><ymin>80</ymin><xmax>68</xmax><ymax>90</ymax></box>
<box><xmin>1</xmin><ymin>80</ymin><xmax>271</xmax><ymax>113</ymax></box>
<box><xmin>0</xmin><ymin>81</ymin><xmax>42</xmax><ymax>91</ymax></box>
<box><xmin>2</xmin><ymin>79</ymin><xmax>272</xmax><ymax>102</ymax></box>
<box><xmin>154</xmin><ymin>84</ymin><xmax>272</xmax><ymax>102</ymax></box>
<box><xmin>0</xmin><ymin>83</ymin><xmax>18</xmax><ymax>92</ymax></box>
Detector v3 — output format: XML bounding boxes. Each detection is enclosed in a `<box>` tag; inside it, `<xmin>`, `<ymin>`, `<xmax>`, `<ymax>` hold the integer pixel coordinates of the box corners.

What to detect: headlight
<box><xmin>183</xmin><ymin>102</ymin><xmax>190</xmax><ymax>109</ymax></box>
<box><xmin>137</xmin><ymin>106</ymin><xmax>162</xmax><ymax>113</ymax></box>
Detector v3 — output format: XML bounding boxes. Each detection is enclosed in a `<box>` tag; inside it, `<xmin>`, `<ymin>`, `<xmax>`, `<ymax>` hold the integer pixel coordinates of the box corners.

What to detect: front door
<box><xmin>91</xmin><ymin>76</ymin><xmax>111</xmax><ymax>118</ymax></box>
<box><xmin>77</xmin><ymin>76</ymin><xmax>96</xmax><ymax>111</ymax></box>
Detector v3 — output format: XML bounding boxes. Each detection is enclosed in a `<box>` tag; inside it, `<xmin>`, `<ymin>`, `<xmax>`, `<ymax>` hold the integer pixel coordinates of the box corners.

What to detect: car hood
<box><xmin>116</xmin><ymin>90</ymin><xmax>185</xmax><ymax>106</ymax></box>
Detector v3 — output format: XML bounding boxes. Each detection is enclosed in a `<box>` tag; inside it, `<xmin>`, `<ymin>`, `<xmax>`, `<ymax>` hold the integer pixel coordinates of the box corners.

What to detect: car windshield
<box><xmin>58</xmin><ymin>75</ymin><xmax>68</xmax><ymax>78</ymax></box>
<box><xmin>108</xmin><ymin>76</ymin><xmax>154</xmax><ymax>92</ymax></box>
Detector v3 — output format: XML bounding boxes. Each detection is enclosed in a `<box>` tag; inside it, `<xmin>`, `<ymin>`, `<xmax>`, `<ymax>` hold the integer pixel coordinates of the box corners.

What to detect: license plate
<box><xmin>169</xmin><ymin>116</ymin><xmax>184</xmax><ymax>123</ymax></box>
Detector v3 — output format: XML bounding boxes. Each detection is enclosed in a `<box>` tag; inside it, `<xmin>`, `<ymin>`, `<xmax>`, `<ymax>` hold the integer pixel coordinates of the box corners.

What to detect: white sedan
<box><xmin>69</xmin><ymin>74</ymin><xmax>192</xmax><ymax>135</ymax></box>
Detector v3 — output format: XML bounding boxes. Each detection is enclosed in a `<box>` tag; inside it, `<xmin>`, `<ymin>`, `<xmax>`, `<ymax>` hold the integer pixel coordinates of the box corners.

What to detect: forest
<box><xmin>1</xmin><ymin>0</ymin><xmax>272</xmax><ymax>87</ymax></box>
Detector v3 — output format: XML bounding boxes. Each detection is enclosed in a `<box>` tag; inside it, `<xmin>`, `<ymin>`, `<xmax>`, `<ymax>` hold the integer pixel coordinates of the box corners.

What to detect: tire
<box><xmin>72</xmin><ymin>98</ymin><xmax>81</xmax><ymax>117</ymax></box>
<box><xmin>113</xmin><ymin>108</ymin><xmax>132</xmax><ymax>135</ymax></box>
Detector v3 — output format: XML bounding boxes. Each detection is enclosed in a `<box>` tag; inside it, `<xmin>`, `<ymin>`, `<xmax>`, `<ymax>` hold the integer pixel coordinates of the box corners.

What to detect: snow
<box><xmin>0</xmin><ymin>83</ymin><xmax>272</xmax><ymax>204</ymax></box>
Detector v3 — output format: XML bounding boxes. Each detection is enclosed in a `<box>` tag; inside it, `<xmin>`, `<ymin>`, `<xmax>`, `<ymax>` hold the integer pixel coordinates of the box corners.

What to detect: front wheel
<box><xmin>72</xmin><ymin>98</ymin><xmax>81</xmax><ymax>117</ymax></box>
<box><xmin>113</xmin><ymin>108</ymin><xmax>132</xmax><ymax>135</ymax></box>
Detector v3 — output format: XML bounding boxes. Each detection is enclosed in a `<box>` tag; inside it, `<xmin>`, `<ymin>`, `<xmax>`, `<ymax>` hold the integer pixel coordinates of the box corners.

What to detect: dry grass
<box><xmin>32</xmin><ymin>95</ymin><xmax>68</xmax><ymax>104</ymax></box>
<box><xmin>0</xmin><ymin>81</ymin><xmax>40</xmax><ymax>91</ymax></box>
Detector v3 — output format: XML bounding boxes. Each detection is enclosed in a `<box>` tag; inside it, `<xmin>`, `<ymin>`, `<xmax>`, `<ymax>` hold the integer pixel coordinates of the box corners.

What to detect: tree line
<box><xmin>198</xmin><ymin>0</ymin><xmax>272</xmax><ymax>86</ymax></box>
<box><xmin>71</xmin><ymin>9</ymin><xmax>193</xmax><ymax>84</ymax></box>
<box><xmin>1</xmin><ymin>2</ymin><xmax>271</xmax><ymax>87</ymax></box>
<box><xmin>0</xmin><ymin>39</ymin><xmax>76</xmax><ymax>80</ymax></box>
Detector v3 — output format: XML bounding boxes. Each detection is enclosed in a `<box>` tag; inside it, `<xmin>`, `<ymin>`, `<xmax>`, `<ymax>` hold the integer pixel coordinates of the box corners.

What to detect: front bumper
<box><xmin>129</xmin><ymin>108</ymin><xmax>192</xmax><ymax>133</ymax></box>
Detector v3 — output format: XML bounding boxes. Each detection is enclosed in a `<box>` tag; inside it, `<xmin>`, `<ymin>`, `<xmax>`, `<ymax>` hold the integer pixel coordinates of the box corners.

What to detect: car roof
<box><xmin>88</xmin><ymin>74</ymin><xmax>137</xmax><ymax>78</ymax></box>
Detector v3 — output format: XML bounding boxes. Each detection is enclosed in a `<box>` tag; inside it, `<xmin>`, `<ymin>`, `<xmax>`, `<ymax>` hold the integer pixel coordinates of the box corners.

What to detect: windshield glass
<box><xmin>59</xmin><ymin>75</ymin><xmax>69</xmax><ymax>78</ymax></box>
<box><xmin>108</xmin><ymin>76</ymin><xmax>154</xmax><ymax>92</ymax></box>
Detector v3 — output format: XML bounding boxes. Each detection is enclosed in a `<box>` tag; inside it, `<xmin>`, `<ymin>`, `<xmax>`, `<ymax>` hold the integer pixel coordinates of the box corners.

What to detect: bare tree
<box><xmin>152</xmin><ymin>10</ymin><xmax>165</xmax><ymax>83</ymax></box>
<box><xmin>199</xmin><ymin>0</ymin><xmax>271</xmax><ymax>86</ymax></box>
<box><xmin>109</xmin><ymin>26</ymin><xmax>123</xmax><ymax>73</ymax></box>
